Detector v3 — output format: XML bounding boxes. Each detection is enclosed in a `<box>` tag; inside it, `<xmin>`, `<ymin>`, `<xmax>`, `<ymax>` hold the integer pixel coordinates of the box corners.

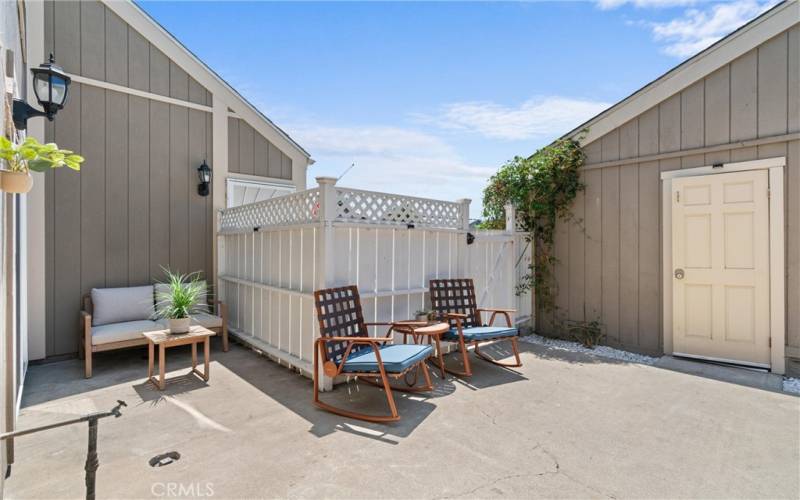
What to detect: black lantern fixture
<box><xmin>197</xmin><ymin>160</ymin><xmax>212</xmax><ymax>196</ymax></box>
<box><xmin>13</xmin><ymin>54</ymin><xmax>71</xmax><ymax>131</ymax></box>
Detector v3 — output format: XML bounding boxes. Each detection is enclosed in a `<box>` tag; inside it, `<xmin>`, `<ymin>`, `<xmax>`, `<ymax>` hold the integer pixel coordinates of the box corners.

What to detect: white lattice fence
<box><xmin>335</xmin><ymin>187</ymin><xmax>463</xmax><ymax>229</ymax></box>
<box><xmin>219</xmin><ymin>188</ymin><xmax>320</xmax><ymax>233</ymax></box>
<box><xmin>218</xmin><ymin>177</ymin><xmax>528</xmax><ymax>383</ymax></box>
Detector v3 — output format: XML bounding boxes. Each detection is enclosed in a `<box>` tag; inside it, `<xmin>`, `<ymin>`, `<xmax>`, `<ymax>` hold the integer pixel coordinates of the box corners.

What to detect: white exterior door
<box><xmin>671</xmin><ymin>169</ymin><xmax>771</xmax><ymax>367</ymax></box>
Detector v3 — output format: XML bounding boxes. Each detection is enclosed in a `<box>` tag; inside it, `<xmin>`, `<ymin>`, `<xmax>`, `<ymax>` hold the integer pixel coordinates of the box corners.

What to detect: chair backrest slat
<box><xmin>429</xmin><ymin>279</ymin><xmax>481</xmax><ymax>329</ymax></box>
<box><xmin>314</xmin><ymin>286</ymin><xmax>370</xmax><ymax>365</ymax></box>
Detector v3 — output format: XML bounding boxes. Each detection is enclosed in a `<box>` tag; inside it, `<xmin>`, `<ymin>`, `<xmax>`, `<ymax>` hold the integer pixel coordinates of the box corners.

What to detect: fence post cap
<box><xmin>456</xmin><ymin>198</ymin><xmax>472</xmax><ymax>204</ymax></box>
<box><xmin>316</xmin><ymin>176</ymin><xmax>338</xmax><ymax>186</ymax></box>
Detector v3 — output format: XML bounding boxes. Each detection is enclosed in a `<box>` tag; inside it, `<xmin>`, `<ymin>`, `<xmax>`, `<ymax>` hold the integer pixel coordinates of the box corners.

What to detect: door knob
<box><xmin>674</xmin><ymin>268</ymin><xmax>685</xmax><ymax>280</ymax></box>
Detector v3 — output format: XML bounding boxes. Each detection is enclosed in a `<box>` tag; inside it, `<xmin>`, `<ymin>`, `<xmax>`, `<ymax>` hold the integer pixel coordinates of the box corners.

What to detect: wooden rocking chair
<box><xmin>313</xmin><ymin>285</ymin><xmax>436</xmax><ymax>423</ymax></box>
<box><xmin>429</xmin><ymin>278</ymin><xmax>522</xmax><ymax>377</ymax></box>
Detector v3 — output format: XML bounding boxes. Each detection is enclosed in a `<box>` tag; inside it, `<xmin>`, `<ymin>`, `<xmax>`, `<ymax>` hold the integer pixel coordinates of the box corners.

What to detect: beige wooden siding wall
<box><xmin>227</xmin><ymin>117</ymin><xmax>293</xmax><ymax>179</ymax></box>
<box><xmin>43</xmin><ymin>1</ymin><xmax>213</xmax><ymax>357</ymax></box>
<box><xmin>541</xmin><ymin>27</ymin><xmax>799</xmax><ymax>357</ymax></box>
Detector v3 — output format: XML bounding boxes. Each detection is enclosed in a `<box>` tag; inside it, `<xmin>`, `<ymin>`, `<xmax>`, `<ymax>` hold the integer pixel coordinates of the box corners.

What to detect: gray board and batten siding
<box><xmin>42</xmin><ymin>1</ymin><xmax>213</xmax><ymax>357</ymax></box>
<box><xmin>540</xmin><ymin>26</ymin><xmax>799</xmax><ymax>371</ymax></box>
<box><xmin>227</xmin><ymin>117</ymin><xmax>293</xmax><ymax>180</ymax></box>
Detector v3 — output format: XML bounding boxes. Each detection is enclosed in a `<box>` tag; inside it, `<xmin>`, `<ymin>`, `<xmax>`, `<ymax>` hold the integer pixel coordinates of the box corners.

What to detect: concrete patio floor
<box><xmin>5</xmin><ymin>339</ymin><xmax>799</xmax><ymax>499</ymax></box>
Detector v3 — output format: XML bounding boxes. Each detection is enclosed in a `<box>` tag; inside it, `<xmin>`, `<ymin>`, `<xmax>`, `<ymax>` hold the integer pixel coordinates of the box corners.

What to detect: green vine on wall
<box><xmin>481</xmin><ymin>135</ymin><xmax>586</xmax><ymax>314</ymax></box>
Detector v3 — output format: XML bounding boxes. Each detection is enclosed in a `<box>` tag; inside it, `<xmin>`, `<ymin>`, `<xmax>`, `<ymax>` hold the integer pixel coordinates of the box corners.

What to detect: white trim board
<box><xmin>226</xmin><ymin>172</ymin><xmax>296</xmax><ymax>187</ymax></box>
<box><xmin>568</xmin><ymin>1</ymin><xmax>798</xmax><ymax>146</ymax></box>
<box><xmin>659</xmin><ymin>157</ymin><xmax>785</xmax><ymax>179</ymax></box>
<box><xmin>661</xmin><ymin>157</ymin><xmax>786</xmax><ymax>374</ymax></box>
<box><xmin>68</xmin><ymin>73</ymin><xmax>213</xmax><ymax>113</ymax></box>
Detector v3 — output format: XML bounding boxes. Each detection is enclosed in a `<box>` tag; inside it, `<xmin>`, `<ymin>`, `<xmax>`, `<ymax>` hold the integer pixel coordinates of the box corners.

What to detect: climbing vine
<box><xmin>481</xmin><ymin>135</ymin><xmax>586</xmax><ymax>313</ymax></box>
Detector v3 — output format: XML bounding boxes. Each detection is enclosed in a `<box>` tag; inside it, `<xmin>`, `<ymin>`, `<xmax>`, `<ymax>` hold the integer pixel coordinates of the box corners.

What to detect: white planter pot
<box><xmin>1</xmin><ymin>171</ymin><xmax>33</xmax><ymax>194</ymax></box>
<box><xmin>168</xmin><ymin>317</ymin><xmax>190</xmax><ymax>334</ymax></box>
<box><xmin>416</xmin><ymin>314</ymin><xmax>429</xmax><ymax>322</ymax></box>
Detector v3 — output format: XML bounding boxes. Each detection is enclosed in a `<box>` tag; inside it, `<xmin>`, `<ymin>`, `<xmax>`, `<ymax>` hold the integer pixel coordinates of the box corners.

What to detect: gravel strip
<box><xmin>521</xmin><ymin>334</ymin><xmax>800</xmax><ymax>394</ymax></box>
<box><xmin>520</xmin><ymin>333</ymin><xmax>658</xmax><ymax>365</ymax></box>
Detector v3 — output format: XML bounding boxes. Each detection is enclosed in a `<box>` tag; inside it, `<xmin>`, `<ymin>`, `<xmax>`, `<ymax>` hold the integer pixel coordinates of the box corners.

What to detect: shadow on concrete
<box><xmin>213</xmin><ymin>346</ymin><xmax>445</xmax><ymax>443</ymax></box>
<box><xmin>132</xmin><ymin>373</ymin><xmax>211</xmax><ymax>405</ymax></box>
<box><xmin>22</xmin><ymin>342</ymin><xmax>225</xmax><ymax>407</ymax></box>
<box><xmin>23</xmin><ymin>335</ymin><xmax>534</xmax><ymax>444</ymax></box>
<box><xmin>431</xmin><ymin>341</ymin><xmax>530</xmax><ymax>391</ymax></box>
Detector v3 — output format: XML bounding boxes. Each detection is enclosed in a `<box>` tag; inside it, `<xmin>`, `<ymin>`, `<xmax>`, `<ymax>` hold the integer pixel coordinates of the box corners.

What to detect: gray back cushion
<box><xmin>91</xmin><ymin>285</ymin><xmax>155</xmax><ymax>326</ymax></box>
<box><xmin>154</xmin><ymin>281</ymin><xmax>210</xmax><ymax>317</ymax></box>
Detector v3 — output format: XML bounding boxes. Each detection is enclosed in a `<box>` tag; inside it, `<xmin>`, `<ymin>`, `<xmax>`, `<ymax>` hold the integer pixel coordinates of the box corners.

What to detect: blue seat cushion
<box><xmin>342</xmin><ymin>344</ymin><xmax>433</xmax><ymax>374</ymax></box>
<box><xmin>442</xmin><ymin>326</ymin><xmax>518</xmax><ymax>342</ymax></box>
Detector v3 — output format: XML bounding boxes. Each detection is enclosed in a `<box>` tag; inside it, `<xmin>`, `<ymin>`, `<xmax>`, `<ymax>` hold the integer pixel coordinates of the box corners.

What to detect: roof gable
<box><xmin>104</xmin><ymin>0</ymin><xmax>311</xmax><ymax>161</ymax></box>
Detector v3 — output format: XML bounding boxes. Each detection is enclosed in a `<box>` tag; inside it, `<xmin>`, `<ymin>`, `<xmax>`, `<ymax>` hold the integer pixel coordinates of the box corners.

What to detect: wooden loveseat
<box><xmin>79</xmin><ymin>284</ymin><xmax>227</xmax><ymax>378</ymax></box>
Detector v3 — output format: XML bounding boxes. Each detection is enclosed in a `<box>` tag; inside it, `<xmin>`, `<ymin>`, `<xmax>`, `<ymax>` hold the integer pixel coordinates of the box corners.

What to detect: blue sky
<box><xmin>139</xmin><ymin>0</ymin><xmax>776</xmax><ymax>218</ymax></box>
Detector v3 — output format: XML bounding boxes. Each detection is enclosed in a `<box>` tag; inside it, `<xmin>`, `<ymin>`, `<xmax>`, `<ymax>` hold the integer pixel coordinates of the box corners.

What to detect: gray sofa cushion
<box><xmin>190</xmin><ymin>312</ymin><xmax>223</xmax><ymax>329</ymax></box>
<box><xmin>91</xmin><ymin>285</ymin><xmax>155</xmax><ymax>326</ymax></box>
<box><xmin>155</xmin><ymin>281</ymin><xmax>211</xmax><ymax>316</ymax></box>
<box><xmin>92</xmin><ymin>320</ymin><xmax>163</xmax><ymax>345</ymax></box>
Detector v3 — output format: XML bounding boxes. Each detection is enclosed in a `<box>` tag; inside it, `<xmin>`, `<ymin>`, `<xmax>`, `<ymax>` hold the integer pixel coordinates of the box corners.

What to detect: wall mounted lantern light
<box><xmin>197</xmin><ymin>160</ymin><xmax>212</xmax><ymax>196</ymax></box>
<box><xmin>13</xmin><ymin>54</ymin><xmax>71</xmax><ymax>131</ymax></box>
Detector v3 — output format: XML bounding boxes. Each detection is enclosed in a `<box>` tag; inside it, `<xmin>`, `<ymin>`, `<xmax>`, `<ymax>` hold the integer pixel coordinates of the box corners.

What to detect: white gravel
<box><xmin>783</xmin><ymin>377</ymin><xmax>800</xmax><ymax>395</ymax></box>
<box><xmin>521</xmin><ymin>334</ymin><xmax>800</xmax><ymax>394</ymax></box>
<box><xmin>520</xmin><ymin>333</ymin><xmax>658</xmax><ymax>365</ymax></box>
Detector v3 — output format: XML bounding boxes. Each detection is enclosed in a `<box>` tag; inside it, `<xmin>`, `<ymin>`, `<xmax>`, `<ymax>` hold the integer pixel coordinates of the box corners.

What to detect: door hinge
<box><xmin>769</xmin><ymin>337</ymin><xmax>772</xmax><ymax>348</ymax></box>
<box><xmin>676</xmin><ymin>191</ymin><xmax>680</xmax><ymax>203</ymax></box>
<box><xmin>768</xmin><ymin>188</ymin><xmax>771</xmax><ymax>200</ymax></box>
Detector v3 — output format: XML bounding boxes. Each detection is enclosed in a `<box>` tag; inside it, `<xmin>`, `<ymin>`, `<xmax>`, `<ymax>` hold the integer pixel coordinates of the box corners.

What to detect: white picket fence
<box><xmin>217</xmin><ymin>176</ymin><xmax>531</xmax><ymax>380</ymax></box>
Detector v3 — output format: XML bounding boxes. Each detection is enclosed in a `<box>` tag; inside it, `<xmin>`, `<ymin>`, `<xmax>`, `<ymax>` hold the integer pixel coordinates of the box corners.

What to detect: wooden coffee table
<box><xmin>144</xmin><ymin>325</ymin><xmax>215</xmax><ymax>390</ymax></box>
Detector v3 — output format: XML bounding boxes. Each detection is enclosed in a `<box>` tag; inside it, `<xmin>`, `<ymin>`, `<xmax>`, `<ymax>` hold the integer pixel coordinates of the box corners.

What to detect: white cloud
<box><xmin>596</xmin><ymin>0</ymin><xmax>696</xmax><ymax>10</ymax></box>
<box><xmin>414</xmin><ymin>97</ymin><xmax>610</xmax><ymax>141</ymax></box>
<box><xmin>632</xmin><ymin>0</ymin><xmax>779</xmax><ymax>58</ymax></box>
<box><xmin>287</xmin><ymin>123</ymin><xmax>496</xmax><ymax>215</ymax></box>
<box><xmin>292</xmin><ymin>125</ymin><xmax>453</xmax><ymax>159</ymax></box>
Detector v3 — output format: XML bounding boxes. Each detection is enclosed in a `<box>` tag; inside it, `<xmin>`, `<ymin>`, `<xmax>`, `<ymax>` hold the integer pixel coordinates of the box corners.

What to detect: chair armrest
<box><xmin>444</xmin><ymin>312</ymin><xmax>468</xmax><ymax>319</ymax></box>
<box><xmin>477</xmin><ymin>308</ymin><xmax>514</xmax><ymax>327</ymax></box>
<box><xmin>364</xmin><ymin>322</ymin><xmax>393</xmax><ymax>326</ymax></box>
<box><xmin>80</xmin><ymin>311</ymin><xmax>92</xmax><ymax>344</ymax></box>
<box><xmin>318</xmin><ymin>336</ymin><xmax>392</xmax><ymax>344</ymax></box>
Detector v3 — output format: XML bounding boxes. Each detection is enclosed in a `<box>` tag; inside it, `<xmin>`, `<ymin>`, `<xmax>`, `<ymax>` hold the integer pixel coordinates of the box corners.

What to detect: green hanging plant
<box><xmin>481</xmin><ymin>134</ymin><xmax>586</xmax><ymax>313</ymax></box>
<box><xmin>0</xmin><ymin>136</ymin><xmax>84</xmax><ymax>173</ymax></box>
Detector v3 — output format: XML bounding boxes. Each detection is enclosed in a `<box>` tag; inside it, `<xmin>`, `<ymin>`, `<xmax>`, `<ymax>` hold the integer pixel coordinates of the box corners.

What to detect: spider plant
<box><xmin>154</xmin><ymin>269</ymin><xmax>207</xmax><ymax>320</ymax></box>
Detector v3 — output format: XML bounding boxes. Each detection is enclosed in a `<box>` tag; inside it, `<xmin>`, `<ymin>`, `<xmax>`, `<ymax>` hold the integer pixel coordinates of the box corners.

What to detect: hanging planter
<box><xmin>0</xmin><ymin>170</ymin><xmax>33</xmax><ymax>193</ymax></box>
<box><xmin>0</xmin><ymin>136</ymin><xmax>83</xmax><ymax>193</ymax></box>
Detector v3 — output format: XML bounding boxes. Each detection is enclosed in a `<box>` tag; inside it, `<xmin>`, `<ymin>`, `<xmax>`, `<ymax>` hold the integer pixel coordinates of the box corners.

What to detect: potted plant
<box><xmin>0</xmin><ymin>136</ymin><xmax>83</xmax><ymax>193</ymax></box>
<box><xmin>414</xmin><ymin>310</ymin><xmax>432</xmax><ymax>322</ymax></box>
<box><xmin>154</xmin><ymin>270</ymin><xmax>207</xmax><ymax>334</ymax></box>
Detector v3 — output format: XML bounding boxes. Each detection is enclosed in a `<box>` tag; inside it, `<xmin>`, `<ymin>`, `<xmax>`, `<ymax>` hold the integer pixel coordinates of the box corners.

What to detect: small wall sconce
<box><xmin>13</xmin><ymin>54</ymin><xmax>71</xmax><ymax>131</ymax></box>
<box><xmin>197</xmin><ymin>159</ymin><xmax>212</xmax><ymax>196</ymax></box>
